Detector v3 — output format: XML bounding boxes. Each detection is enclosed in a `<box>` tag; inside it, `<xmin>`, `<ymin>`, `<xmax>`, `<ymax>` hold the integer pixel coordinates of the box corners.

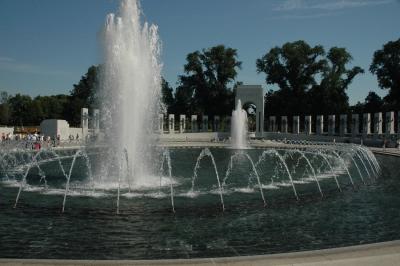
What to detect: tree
<box><xmin>0</xmin><ymin>91</ymin><xmax>11</xmax><ymax>125</ymax></box>
<box><xmin>256</xmin><ymin>40</ymin><xmax>326</xmax><ymax>115</ymax></box>
<box><xmin>7</xmin><ymin>94</ymin><xmax>34</xmax><ymax>126</ymax></box>
<box><xmin>364</xmin><ymin>91</ymin><xmax>384</xmax><ymax>113</ymax></box>
<box><xmin>370</xmin><ymin>38</ymin><xmax>400</xmax><ymax>109</ymax></box>
<box><xmin>309</xmin><ymin>47</ymin><xmax>364</xmax><ymax>114</ymax></box>
<box><xmin>350</xmin><ymin>91</ymin><xmax>384</xmax><ymax>115</ymax></box>
<box><xmin>65</xmin><ymin>65</ymin><xmax>99</xmax><ymax>126</ymax></box>
<box><xmin>172</xmin><ymin>85</ymin><xmax>194</xmax><ymax>115</ymax></box>
<box><xmin>34</xmin><ymin>95</ymin><xmax>69</xmax><ymax>120</ymax></box>
<box><xmin>161</xmin><ymin>78</ymin><xmax>174</xmax><ymax>113</ymax></box>
<box><xmin>177</xmin><ymin>45</ymin><xmax>241</xmax><ymax>115</ymax></box>
<box><xmin>257</xmin><ymin>41</ymin><xmax>363</xmax><ymax>115</ymax></box>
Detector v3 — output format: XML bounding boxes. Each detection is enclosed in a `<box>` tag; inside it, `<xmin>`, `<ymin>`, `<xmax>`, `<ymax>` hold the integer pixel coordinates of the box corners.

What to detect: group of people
<box><xmin>68</xmin><ymin>134</ymin><xmax>80</xmax><ymax>142</ymax></box>
<box><xmin>0</xmin><ymin>132</ymin><xmax>63</xmax><ymax>150</ymax></box>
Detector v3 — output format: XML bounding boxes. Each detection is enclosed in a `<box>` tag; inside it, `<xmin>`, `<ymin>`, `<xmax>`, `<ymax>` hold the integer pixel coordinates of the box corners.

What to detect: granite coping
<box><xmin>0</xmin><ymin>240</ymin><xmax>399</xmax><ymax>266</ymax></box>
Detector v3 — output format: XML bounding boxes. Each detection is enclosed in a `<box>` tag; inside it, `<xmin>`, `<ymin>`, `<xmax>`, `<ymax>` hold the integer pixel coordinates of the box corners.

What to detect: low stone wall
<box><xmin>158</xmin><ymin>132</ymin><xmax>230</xmax><ymax>142</ymax></box>
<box><xmin>0</xmin><ymin>126</ymin><xmax>13</xmax><ymax>136</ymax></box>
<box><xmin>0</xmin><ymin>240</ymin><xmax>399</xmax><ymax>266</ymax></box>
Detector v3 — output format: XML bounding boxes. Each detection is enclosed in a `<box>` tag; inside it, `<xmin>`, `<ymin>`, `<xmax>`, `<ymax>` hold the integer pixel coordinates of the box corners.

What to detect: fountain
<box><xmin>231</xmin><ymin>99</ymin><xmax>248</xmax><ymax>149</ymax></box>
<box><xmin>97</xmin><ymin>0</ymin><xmax>163</xmax><ymax>188</ymax></box>
<box><xmin>0</xmin><ymin>0</ymin><xmax>399</xmax><ymax>261</ymax></box>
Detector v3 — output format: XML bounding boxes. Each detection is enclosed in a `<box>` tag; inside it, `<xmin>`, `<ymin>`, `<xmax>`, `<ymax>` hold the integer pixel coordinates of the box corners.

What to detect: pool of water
<box><xmin>0</xmin><ymin>148</ymin><xmax>399</xmax><ymax>260</ymax></box>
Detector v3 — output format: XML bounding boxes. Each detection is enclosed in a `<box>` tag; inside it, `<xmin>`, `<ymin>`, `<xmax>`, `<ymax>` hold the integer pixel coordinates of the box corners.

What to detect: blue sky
<box><xmin>0</xmin><ymin>0</ymin><xmax>399</xmax><ymax>104</ymax></box>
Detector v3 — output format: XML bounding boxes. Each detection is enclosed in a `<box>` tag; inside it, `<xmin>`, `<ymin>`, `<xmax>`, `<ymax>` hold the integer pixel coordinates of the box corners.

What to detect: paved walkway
<box><xmin>0</xmin><ymin>241</ymin><xmax>399</xmax><ymax>266</ymax></box>
<box><xmin>370</xmin><ymin>147</ymin><xmax>400</xmax><ymax>157</ymax></box>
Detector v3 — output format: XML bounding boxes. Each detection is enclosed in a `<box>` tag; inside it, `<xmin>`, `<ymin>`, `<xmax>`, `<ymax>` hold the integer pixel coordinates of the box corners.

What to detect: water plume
<box><xmin>98</xmin><ymin>0</ymin><xmax>162</xmax><ymax>187</ymax></box>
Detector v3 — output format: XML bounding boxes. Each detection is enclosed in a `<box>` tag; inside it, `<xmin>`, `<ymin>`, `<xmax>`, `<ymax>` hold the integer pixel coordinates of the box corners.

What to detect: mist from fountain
<box><xmin>231</xmin><ymin>100</ymin><xmax>248</xmax><ymax>149</ymax></box>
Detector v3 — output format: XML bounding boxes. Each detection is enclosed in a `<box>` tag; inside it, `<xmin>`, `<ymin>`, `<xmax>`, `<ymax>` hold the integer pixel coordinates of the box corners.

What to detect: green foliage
<box><xmin>0</xmin><ymin>65</ymin><xmax>98</xmax><ymax>127</ymax></box>
<box><xmin>364</xmin><ymin>91</ymin><xmax>384</xmax><ymax>113</ymax></box>
<box><xmin>161</xmin><ymin>78</ymin><xmax>174</xmax><ymax>113</ymax></box>
<box><xmin>257</xmin><ymin>40</ymin><xmax>326</xmax><ymax>115</ymax></box>
<box><xmin>370</xmin><ymin>38</ymin><xmax>400</xmax><ymax>109</ymax></box>
<box><xmin>0</xmin><ymin>92</ymin><xmax>11</xmax><ymax>125</ymax></box>
<box><xmin>175</xmin><ymin>45</ymin><xmax>242</xmax><ymax>115</ymax></box>
<box><xmin>351</xmin><ymin>91</ymin><xmax>384</xmax><ymax>114</ymax></box>
<box><xmin>7</xmin><ymin>94</ymin><xmax>34</xmax><ymax>126</ymax></box>
<box><xmin>309</xmin><ymin>47</ymin><xmax>364</xmax><ymax>114</ymax></box>
<box><xmin>258</xmin><ymin>41</ymin><xmax>363</xmax><ymax>115</ymax></box>
<box><xmin>65</xmin><ymin>65</ymin><xmax>99</xmax><ymax>126</ymax></box>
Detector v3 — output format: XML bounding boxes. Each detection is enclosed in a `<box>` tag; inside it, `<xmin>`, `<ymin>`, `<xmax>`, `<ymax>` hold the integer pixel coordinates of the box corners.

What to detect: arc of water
<box><xmin>273</xmin><ymin>150</ymin><xmax>299</xmax><ymax>200</ymax></box>
<box><xmin>364</xmin><ymin>147</ymin><xmax>381</xmax><ymax>174</ymax></box>
<box><xmin>292</xmin><ymin>150</ymin><xmax>323</xmax><ymax>197</ymax></box>
<box><xmin>62</xmin><ymin>150</ymin><xmax>82</xmax><ymax>213</ymax></box>
<box><xmin>354</xmin><ymin>151</ymin><xmax>371</xmax><ymax>180</ymax></box>
<box><xmin>159</xmin><ymin>155</ymin><xmax>164</xmax><ymax>192</ymax></box>
<box><xmin>255</xmin><ymin>149</ymin><xmax>299</xmax><ymax>200</ymax></box>
<box><xmin>357</xmin><ymin>148</ymin><xmax>378</xmax><ymax>178</ymax></box>
<box><xmin>9</xmin><ymin>149</ymin><xmax>76</xmax><ymax>206</ymax></box>
<box><xmin>243</xmin><ymin>153</ymin><xmax>267</xmax><ymax>207</ymax></box>
<box><xmin>81</xmin><ymin>151</ymin><xmax>94</xmax><ymax>193</ymax></box>
<box><xmin>116</xmin><ymin>159</ymin><xmax>122</xmax><ymax>214</ymax></box>
<box><xmin>346</xmin><ymin>152</ymin><xmax>366</xmax><ymax>185</ymax></box>
<box><xmin>164</xmin><ymin>149</ymin><xmax>175</xmax><ymax>213</ymax></box>
<box><xmin>330</xmin><ymin>150</ymin><xmax>355</xmax><ymax>188</ymax></box>
<box><xmin>355</xmin><ymin>146</ymin><xmax>378</xmax><ymax>174</ymax></box>
<box><xmin>123</xmin><ymin>148</ymin><xmax>132</xmax><ymax>193</ymax></box>
<box><xmin>14</xmin><ymin>151</ymin><xmax>43</xmax><ymax>208</ymax></box>
<box><xmin>318</xmin><ymin>151</ymin><xmax>342</xmax><ymax>192</ymax></box>
<box><xmin>223</xmin><ymin>152</ymin><xmax>267</xmax><ymax>207</ymax></box>
<box><xmin>191</xmin><ymin>148</ymin><xmax>225</xmax><ymax>211</ymax></box>
<box><xmin>35</xmin><ymin>162</ymin><xmax>47</xmax><ymax>189</ymax></box>
<box><xmin>222</xmin><ymin>156</ymin><xmax>234</xmax><ymax>187</ymax></box>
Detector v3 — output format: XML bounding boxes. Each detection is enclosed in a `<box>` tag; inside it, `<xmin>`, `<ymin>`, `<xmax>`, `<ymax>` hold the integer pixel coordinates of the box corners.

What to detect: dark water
<box><xmin>0</xmin><ymin>149</ymin><xmax>399</xmax><ymax>260</ymax></box>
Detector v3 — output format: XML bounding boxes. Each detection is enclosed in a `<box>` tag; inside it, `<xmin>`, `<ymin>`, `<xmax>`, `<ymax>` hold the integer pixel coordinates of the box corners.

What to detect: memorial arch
<box><xmin>235</xmin><ymin>85</ymin><xmax>264</xmax><ymax>137</ymax></box>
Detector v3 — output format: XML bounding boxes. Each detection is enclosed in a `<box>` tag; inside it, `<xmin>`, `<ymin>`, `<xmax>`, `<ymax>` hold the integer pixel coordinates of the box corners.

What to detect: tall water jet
<box><xmin>98</xmin><ymin>0</ymin><xmax>162</xmax><ymax>187</ymax></box>
<box><xmin>231</xmin><ymin>100</ymin><xmax>248</xmax><ymax>149</ymax></box>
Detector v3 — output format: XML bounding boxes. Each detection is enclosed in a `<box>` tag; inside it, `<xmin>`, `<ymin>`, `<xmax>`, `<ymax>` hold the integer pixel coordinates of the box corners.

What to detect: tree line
<box><xmin>0</xmin><ymin>39</ymin><xmax>399</xmax><ymax>127</ymax></box>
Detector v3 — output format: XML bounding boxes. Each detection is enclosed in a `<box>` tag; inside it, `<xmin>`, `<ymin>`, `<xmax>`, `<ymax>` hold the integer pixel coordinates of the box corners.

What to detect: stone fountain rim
<box><xmin>0</xmin><ymin>240</ymin><xmax>399</xmax><ymax>265</ymax></box>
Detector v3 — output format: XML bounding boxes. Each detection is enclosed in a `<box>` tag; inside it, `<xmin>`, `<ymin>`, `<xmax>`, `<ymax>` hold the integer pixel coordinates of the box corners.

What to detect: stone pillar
<box><xmin>316</xmin><ymin>115</ymin><xmax>324</xmax><ymax>135</ymax></box>
<box><xmin>269</xmin><ymin>116</ymin><xmax>276</xmax><ymax>132</ymax></box>
<box><xmin>191</xmin><ymin>115</ymin><xmax>198</xmax><ymax>132</ymax></box>
<box><xmin>293</xmin><ymin>116</ymin><xmax>300</xmax><ymax>134</ymax></box>
<box><xmin>213</xmin><ymin>116</ymin><xmax>220</xmax><ymax>132</ymax></box>
<box><xmin>81</xmin><ymin>108</ymin><xmax>89</xmax><ymax>129</ymax></box>
<box><xmin>168</xmin><ymin>114</ymin><xmax>175</xmax><ymax>134</ymax></box>
<box><xmin>179</xmin><ymin>115</ymin><xmax>186</xmax><ymax>133</ymax></box>
<box><xmin>385</xmin><ymin>112</ymin><xmax>394</xmax><ymax>136</ymax></box>
<box><xmin>374</xmin><ymin>112</ymin><xmax>382</xmax><ymax>136</ymax></box>
<box><xmin>202</xmin><ymin>115</ymin><xmax>208</xmax><ymax>132</ymax></box>
<box><xmin>351</xmin><ymin>114</ymin><xmax>359</xmax><ymax>137</ymax></box>
<box><xmin>304</xmin><ymin>116</ymin><xmax>312</xmax><ymax>135</ymax></box>
<box><xmin>281</xmin><ymin>116</ymin><xmax>288</xmax><ymax>133</ymax></box>
<box><xmin>158</xmin><ymin>114</ymin><xmax>164</xmax><ymax>134</ymax></box>
<box><xmin>81</xmin><ymin>108</ymin><xmax>89</xmax><ymax>139</ymax></box>
<box><xmin>256</xmin><ymin>110</ymin><xmax>264</xmax><ymax>137</ymax></box>
<box><xmin>363</xmin><ymin>113</ymin><xmax>371</xmax><ymax>136</ymax></box>
<box><xmin>328</xmin><ymin>115</ymin><xmax>335</xmax><ymax>136</ymax></box>
<box><xmin>340</xmin><ymin>114</ymin><xmax>347</xmax><ymax>136</ymax></box>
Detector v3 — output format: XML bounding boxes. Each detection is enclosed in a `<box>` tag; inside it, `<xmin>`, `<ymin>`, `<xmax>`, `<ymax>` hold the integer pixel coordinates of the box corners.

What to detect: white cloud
<box><xmin>274</xmin><ymin>0</ymin><xmax>395</xmax><ymax>11</ymax></box>
<box><xmin>0</xmin><ymin>56</ymin><xmax>15</xmax><ymax>62</ymax></box>
<box><xmin>268</xmin><ymin>11</ymin><xmax>341</xmax><ymax>20</ymax></box>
